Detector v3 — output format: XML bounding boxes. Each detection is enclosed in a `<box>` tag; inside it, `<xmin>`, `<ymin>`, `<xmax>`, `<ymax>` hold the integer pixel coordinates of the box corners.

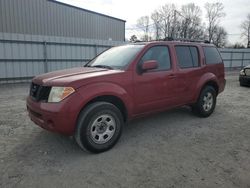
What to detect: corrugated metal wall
<box><xmin>1</xmin><ymin>33</ymin><xmax>250</xmax><ymax>83</ymax></box>
<box><xmin>0</xmin><ymin>0</ymin><xmax>125</xmax><ymax>41</ymax></box>
<box><xmin>219</xmin><ymin>48</ymin><xmax>250</xmax><ymax>69</ymax></box>
<box><xmin>0</xmin><ymin>32</ymin><xmax>124</xmax><ymax>83</ymax></box>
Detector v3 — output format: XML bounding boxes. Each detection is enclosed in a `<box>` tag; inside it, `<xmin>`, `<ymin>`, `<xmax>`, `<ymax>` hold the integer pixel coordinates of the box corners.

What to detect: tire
<box><xmin>75</xmin><ymin>102</ymin><xmax>124</xmax><ymax>153</ymax></box>
<box><xmin>193</xmin><ymin>86</ymin><xmax>217</xmax><ymax>117</ymax></box>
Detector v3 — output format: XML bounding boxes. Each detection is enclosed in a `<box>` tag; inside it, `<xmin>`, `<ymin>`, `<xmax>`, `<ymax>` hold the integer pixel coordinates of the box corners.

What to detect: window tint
<box><xmin>190</xmin><ymin>47</ymin><xmax>199</xmax><ymax>67</ymax></box>
<box><xmin>175</xmin><ymin>46</ymin><xmax>199</xmax><ymax>68</ymax></box>
<box><xmin>204</xmin><ymin>47</ymin><xmax>222</xmax><ymax>64</ymax></box>
<box><xmin>141</xmin><ymin>46</ymin><xmax>171</xmax><ymax>71</ymax></box>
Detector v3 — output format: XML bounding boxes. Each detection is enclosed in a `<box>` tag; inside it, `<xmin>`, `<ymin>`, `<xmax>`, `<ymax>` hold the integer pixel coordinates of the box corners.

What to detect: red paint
<box><xmin>27</xmin><ymin>41</ymin><xmax>226</xmax><ymax>135</ymax></box>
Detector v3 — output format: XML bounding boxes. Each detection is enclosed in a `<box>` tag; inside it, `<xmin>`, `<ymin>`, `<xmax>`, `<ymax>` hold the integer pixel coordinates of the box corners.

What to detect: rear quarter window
<box><xmin>203</xmin><ymin>47</ymin><xmax>222</xmax><ymax>64</ymax></box>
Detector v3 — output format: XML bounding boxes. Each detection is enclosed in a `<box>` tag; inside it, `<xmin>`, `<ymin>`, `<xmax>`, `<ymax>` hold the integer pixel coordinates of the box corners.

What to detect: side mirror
<box><xmin>142</xmin><ymin>60</ymin><xmax>158</xmax><ymax>72</ymax></box>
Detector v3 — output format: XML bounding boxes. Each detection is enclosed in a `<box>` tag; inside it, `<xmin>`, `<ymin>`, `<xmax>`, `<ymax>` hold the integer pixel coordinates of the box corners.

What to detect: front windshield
<box><xmin>86</xmin><ymin>44</ymin><xmax>144</xmax><ymax>69</ymax></box>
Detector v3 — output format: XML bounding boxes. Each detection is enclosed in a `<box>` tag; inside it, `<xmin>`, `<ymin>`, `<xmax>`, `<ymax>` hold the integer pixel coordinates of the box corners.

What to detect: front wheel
<box><xmin>193</xmin><ymin>86</ymin><xmax>217</xmax><ymax>117</ymax></box>
<box><xmin>75</xmin><ymin>102</ymin><xmax>124</xmax><ymax>153</ymax></box>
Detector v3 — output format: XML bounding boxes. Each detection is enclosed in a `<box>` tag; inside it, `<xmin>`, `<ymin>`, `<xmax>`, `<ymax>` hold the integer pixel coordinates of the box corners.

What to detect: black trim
<box><xmin>0</xmin><ymin>76</ymin><xmax>33</xmax><ymax>81</ymax></box>
<box><xmin>30</xmin><ymin>83</ymin><xmax>51</xmax><ymax>102</ymax></box>
<box><xmin>48</xmin><ymin>0</ymin><xmax>126</xmax><ymax>23</ymax></box>
<box><xmin>27</xmin><ymin>106</ymin><xmax>42</xmax><ymax>118</ymax></box>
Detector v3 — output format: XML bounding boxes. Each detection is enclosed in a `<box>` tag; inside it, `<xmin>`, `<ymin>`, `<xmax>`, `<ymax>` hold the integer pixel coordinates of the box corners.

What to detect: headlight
<box><xmin>48</xmin><ymin>87</ymin><xmax>75</xmax><ymax>103</ymax></box>
<box><xmin>240</xmin><ymin>69</ymin><xmax>245</xmax><ymax>76</ymax></box>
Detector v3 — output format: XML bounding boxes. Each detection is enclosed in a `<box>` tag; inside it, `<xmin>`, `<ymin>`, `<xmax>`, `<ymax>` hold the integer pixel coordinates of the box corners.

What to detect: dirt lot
<box><xmin>0</xmin><ymin>73</ymin><xmax>250</xmax><ymax>188</ymax></box>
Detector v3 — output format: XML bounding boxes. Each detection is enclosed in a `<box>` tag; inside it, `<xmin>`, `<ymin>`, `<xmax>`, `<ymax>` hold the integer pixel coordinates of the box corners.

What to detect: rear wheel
<box><xmin>193</xmin><ymin>86</ymin><xmax>217</xmax><ymax>117</ymax></box>
<box><xmin>75</xmin><ymin>102</ymin><xmax>123</xmax><ymax>153</ymax></box>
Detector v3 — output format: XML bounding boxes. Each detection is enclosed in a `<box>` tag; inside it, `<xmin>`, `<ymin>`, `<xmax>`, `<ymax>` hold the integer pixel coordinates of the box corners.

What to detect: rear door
<box><xmin>174</xmin><ymin>45</ymin><xmax>203</xmax><ymax>104</ymax></box>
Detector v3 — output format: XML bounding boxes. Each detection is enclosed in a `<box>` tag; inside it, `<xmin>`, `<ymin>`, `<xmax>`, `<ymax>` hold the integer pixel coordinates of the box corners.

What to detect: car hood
<box><xmin>32</xmin><ymin>67</ymin><xmax>124</xmax><ymax>88</ymax></box>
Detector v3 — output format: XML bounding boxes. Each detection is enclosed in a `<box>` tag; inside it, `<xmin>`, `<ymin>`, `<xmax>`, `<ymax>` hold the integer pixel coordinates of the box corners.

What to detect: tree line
<box><xmin>129</xmin><ymin>2</ymin><xmax>250</xmax><ymax>48</ymax></box>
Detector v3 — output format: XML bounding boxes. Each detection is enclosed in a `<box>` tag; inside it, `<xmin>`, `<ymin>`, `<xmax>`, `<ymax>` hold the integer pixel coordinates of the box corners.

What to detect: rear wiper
<box><xmin>91</xmin><ymin>65</ymin><xmax>114</xmax><ymax>70</ymax></box>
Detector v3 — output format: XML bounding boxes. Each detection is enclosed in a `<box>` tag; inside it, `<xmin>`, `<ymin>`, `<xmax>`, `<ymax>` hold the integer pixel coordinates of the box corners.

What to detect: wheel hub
<box><xmin>97</xmin><ymin>122</ymin><xmax>107</xmax><ymax>134</ymax></box>
<box><xmin>203</xmin><ymin>92</ymin><xmax>213</xmax><ymax>112</ymax></box>
<box><xmin>90</xmin><ymin>114</ymin><xmax>116</xmax><ymax>144</ymax></box>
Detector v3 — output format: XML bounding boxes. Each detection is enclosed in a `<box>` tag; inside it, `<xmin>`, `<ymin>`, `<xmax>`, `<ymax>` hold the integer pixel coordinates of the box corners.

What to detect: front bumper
<box><xmin>239</xmin><ymin>75</ymin><xmax>250</xmax><ymax>86</ymax></box>
<box><xmin>26</xmin><ymin>92</ymin><xmax>82</xmax><ymax>135</ymax></box>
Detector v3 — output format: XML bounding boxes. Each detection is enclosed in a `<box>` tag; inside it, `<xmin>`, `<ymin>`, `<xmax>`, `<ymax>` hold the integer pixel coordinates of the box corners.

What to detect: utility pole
<box><xmin>171</xmin><ymin>10</ymin><xmax>177</xmax><ymax>38</ymax></box>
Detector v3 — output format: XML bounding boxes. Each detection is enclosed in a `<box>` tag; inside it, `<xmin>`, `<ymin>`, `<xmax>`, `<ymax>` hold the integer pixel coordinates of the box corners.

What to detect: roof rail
<box><xmin>132</xmin><ymin>38</ymin><xmax>210</xmax><ymax>44</ymax></box>
<box><xmin>163</xmin><ymin>37</ymin><xmax>210</xmax><ymax>43</ymax></box>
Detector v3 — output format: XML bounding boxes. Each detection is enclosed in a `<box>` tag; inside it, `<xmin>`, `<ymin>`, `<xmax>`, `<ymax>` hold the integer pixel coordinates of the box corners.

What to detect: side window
<box><xmin>203</xmin><ymin>47</ymin><xmax>222</xmax><ymax>64</ymax></box>
<box><xmin>175</xmin><ymin>46</ymin><xmax>199</xmax><ymax>68</ymax></box>
<box><xmin>141</xmin><ymin>46</ymin><xmax>171</xmax><ymax>71</ymax></box>
<box><xmin>190</xmin><ymin>47</ymin><xmax>199</xmax><ymax>67</ymax></box>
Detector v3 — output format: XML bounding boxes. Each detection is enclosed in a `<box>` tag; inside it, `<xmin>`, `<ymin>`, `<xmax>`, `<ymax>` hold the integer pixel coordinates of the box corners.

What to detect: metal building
<box><xmin>0</xmin><ymin>0</ymin><xmax>126</xmax><ymax>41</ymax></box>
<box><xmin>0</xmin><ymin>0</ymin><xmax>126</xmax><ymax>83</ymax></box>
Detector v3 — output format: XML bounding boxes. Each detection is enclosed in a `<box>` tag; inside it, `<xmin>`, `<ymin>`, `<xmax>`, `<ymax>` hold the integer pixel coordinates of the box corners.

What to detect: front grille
<box><xmin>30</xmin><ymin>83</ymin><xmax>51</xmax><ymax>102</ymax></box>
<box><xmin>245</xmin><ymin>69</ymin><xmax>250</xmax><ymax>76</ymax></box>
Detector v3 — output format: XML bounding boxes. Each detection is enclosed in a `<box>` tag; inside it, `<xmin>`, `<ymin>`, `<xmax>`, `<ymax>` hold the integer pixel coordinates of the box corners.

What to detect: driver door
<box><xmin>133</xmin><ymin>45</ymin><xmax>176</xmax><ymax>115</ymax></box>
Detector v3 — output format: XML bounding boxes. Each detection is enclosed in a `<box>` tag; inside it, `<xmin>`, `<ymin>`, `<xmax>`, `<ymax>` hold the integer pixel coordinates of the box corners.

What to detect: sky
<box><xmin>58</xmin><ymin>0</ymin><xmax>250</xmax><ymax>45</ymax></box>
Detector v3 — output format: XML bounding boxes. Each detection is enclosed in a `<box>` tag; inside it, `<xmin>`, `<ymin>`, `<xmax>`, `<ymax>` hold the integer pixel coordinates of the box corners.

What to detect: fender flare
<box><xmin>194</xmin><ymin>72</ymin><xmax>219</xmax><ymax>101</ymax></box>
<box><xmin>75</xmin><ymin>82</ymin><xmax>134</xmax><ymax>119</ymax></box>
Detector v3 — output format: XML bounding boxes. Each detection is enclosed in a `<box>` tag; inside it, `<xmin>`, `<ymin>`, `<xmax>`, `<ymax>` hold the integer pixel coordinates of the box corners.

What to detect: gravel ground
<box><xmin>0</xmin><ymin>73</ymin><xmax>250</xmax><ymax>188</ymax></box>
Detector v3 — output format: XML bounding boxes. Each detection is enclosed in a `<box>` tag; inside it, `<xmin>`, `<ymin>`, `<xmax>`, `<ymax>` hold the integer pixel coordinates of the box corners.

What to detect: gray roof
<box><xmin>49</xmin><ymin>0</ymin><xmax>126</xmax><ymax>22</ymax></box>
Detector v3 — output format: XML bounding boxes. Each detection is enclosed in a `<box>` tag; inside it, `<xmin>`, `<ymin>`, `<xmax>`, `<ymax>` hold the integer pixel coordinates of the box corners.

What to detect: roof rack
<box><xmin>163</xmin><ymin>37</ymin><xmax>210</xmax><ymax>43</ymax></box>
<box><xmin>132</xmin><ymin>37</ymin><xmax>210</xmax><ymax>44</ymax></box>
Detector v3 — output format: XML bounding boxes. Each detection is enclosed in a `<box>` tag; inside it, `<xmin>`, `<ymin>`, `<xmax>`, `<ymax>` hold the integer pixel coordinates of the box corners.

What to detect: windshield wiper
<box><xmin>90</xmin><ymin>65</ymin><xmax>114</xmax><ymax>70</ymax></box>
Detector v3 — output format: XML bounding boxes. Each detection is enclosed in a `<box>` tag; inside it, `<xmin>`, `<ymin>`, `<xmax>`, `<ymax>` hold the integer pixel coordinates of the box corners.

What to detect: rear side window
<box><xmin>141</xmin><ymin>46</ymin><xmax>171</xmax><ymax>71</ymax></box>
<box><xmin>175</xmin><ymin>46</ymin><xmax>199</xmax><ymax>68</ymax></box>
<box><xmin>203</xmin><ymin>47</ymin><xmax>222</xmax><ymax>64</ymax></box>
<box><xmin>190</xmin><ymin>47</ymin><xmax>199</xmax><ymax>67</ymax></box>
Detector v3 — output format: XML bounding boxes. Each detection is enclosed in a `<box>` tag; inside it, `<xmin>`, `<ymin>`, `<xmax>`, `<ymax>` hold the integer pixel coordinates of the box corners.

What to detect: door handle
<box><xmin>168</xmin><ymin>74</ymin><xmax>176</xmax><ymax>79</ymax></box>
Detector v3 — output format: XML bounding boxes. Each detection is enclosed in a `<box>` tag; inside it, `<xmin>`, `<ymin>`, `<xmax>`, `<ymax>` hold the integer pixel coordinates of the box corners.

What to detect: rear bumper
<box><xmin>239</xmin><ymin>75</ymin><xmax>250</xmax><ymax>86</ymax></box>
<box><xmin>26</xmin><ymin>92</ymin><xmax>82</xmax><ymax>135</ymax></box>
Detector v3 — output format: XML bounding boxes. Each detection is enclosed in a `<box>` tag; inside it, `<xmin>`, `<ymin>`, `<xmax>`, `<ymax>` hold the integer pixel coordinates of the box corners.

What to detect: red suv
<box><xmin>27</xmin><ymin>40</ymin><xmax>226</xmax><ymax>153</ymax></box>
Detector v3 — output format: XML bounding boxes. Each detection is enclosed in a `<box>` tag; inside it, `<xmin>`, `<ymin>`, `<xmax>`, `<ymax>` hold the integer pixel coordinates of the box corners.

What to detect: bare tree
<box><xmin>136</xmin><ymin>16</ymin><xmax>150</xmax><ymax>41</ymax></box>
<box><xmin>151</xmin><ymin>11</ymin><xmax>162</xmax><ymax>40</ymax></box>
<box><xmin>241</xmin><ymin>14</ymin><xmax>250</xmax><ymax>48</ymax></box>
<box><xmin>204</xmin><ymin>2</ymin><xmax>226</xmax><ymax>42</ymax></box>
<box><xmin>212</xmin><ymin>26</ymin><xmax>227</xmax><ymax>47</ymax></box>
<box><xmin>158</xmin><ymin>4</ymin><xmax>177</xmax><ymax>38</ymax></box>
<box><xmin>133</xmin><ymin>2</ymin><xmax>228</xmax><ymax>44</ymax></box>
<box><xmin>179</xmin><ymin>3</ymin><xmax>205</xmax><ymax>39</ymax></box>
